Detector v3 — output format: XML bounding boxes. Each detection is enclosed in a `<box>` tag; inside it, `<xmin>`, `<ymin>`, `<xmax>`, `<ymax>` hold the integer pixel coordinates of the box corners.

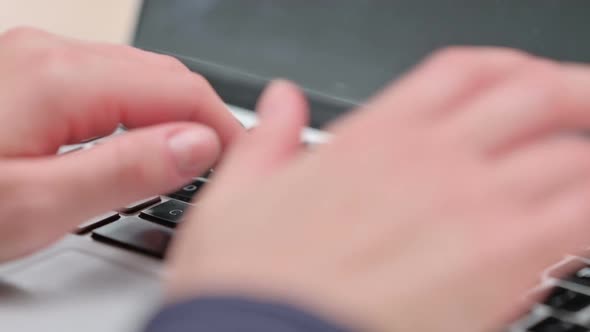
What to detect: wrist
<box><xmin>146</xmin><ymin>295</ymin><xmax>353</xmax><ymax>332</ymax></box>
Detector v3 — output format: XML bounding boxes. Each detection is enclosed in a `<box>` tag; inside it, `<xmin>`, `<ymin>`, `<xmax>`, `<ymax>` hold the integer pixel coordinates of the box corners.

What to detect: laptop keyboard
<box><xmin>119</xmin><ymin>196</ymin><xmax>162</xmax><ymax>214</ymax></box>
<box><xmin>59</xmin><ymin>123</ymin><xmax>590</xmax><ymax>332</ymax></box>
<box><xmin>566</xmin><ymin>266</ymin><xmax>590</xmax><ymax>288</ymax></box>
<box><xmin>76</xmin><ymin>211</ymin><xmax>120</xmax><ymax>234</ymax></box>
<box><xmin>81</xmin><ymin>173</ymin><xmax>207</xmax><ymax>257</ymax></box>
<box><xmin>140</xmin><ymin>199</ymin><xmax>192</xmax><ymax>228</ymax></box>
<box><xmin>92</xmin><ymin>216</ymin><xmax>173</xmax><ymax>259</ymax></box>
<box><xmin>543</xmin><ymin>287</ymin><xmax>590</xmax><ymax>313</ymax></box>
<box><xmin>528</xmin><ymin>317</ymin><xmax>587</xmax><ymax>332</ymax></box>
<box><xmin>166</xmin><ymin>178</ymin><xmax>207</xmax><ymax>203</ymax></box>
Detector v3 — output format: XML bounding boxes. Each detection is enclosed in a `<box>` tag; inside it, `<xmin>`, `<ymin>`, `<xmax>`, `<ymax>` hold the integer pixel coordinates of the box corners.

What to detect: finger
<box><xmin>71</xmin><ymin>62</ymin><xmax>241</xmax><ymax>147</ymax></box>
<box><xmin>215</xmin><ymin>80</ymin><xmax>309</xmax><ymax>185</ymax></box>
<box><xmin>2</xmin><ymin>27</ymin><xmax>188</xmax><ymax>73</ymax></box>
<box><xmin>442</xmin><ymin>61</ymin><xmax>590</xmax><ymax>154</ymax></box>
<box><xmin>0</xmin><ymin>123</ymin><xmax>220</xmax><ymax>260</ymax></box>
<box><xmin>35</xmin><ymin>123</ymin><xmax>217</xmax><ymax>224</ymax></box>
<box><xmin>482</xmin><ymin>156</ymin><xmax>590</xmax><ymax>327</ymax></box>
<box><xmin>510</xmin><ymin>181</ymin><xmax>590</xmax><ymax>285</ymax></box>
<box><xmin>0</xmin><ymin>54</ymin><xmax>243</xmax><ymax>156</ymax></box>
<box><xmin>250</xmin><ymin>79</ymin><xmax>309</xmax><ymax>169</ymax></box>
<box><xmin>496</xmin><ymin>135</ymin><xmax>590</xmax><ymax>203</ymax></box>
<box><xmin>0</xmin><ymin>26</ymin><xmax>62</xmax><ymax>51</ymax></box>
<box><xmin>326</xmin><ymin>47</ymin><xmax>531</xmax><ymax>135</ymax></box>
<box><xmin>80</xmin><ymin>41</ymin><xmax>189</xmax><ymax>72</ymax></box>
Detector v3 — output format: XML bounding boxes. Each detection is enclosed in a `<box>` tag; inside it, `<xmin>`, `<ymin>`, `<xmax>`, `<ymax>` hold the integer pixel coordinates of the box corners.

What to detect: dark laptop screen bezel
<box><xmin>131</xmin><ymin>1</ymin><xmax>590</xmax><ymax>129</ymax></box>
<box><xmin>131</xmin><ymin>2</ymin><xmax>354</xmax><ymax>128</ymax></box>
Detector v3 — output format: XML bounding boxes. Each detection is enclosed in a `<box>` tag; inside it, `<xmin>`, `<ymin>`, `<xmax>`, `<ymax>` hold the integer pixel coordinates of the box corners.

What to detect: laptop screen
<box><xmin>134</xmin><ymin>0</ymin><xmax>590</xmax><ymax>128</ymax></box>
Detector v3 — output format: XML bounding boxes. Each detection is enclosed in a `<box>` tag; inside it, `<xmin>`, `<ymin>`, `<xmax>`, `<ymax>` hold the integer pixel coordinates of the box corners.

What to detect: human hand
<box><xmin>167</xmin><ymin>48</ymin><xmax>590</xmax><ymax>331</ymax></box>
<box><xmin>0</xmin><ymin>27</ymin><xmax>243</xmax><ymax>262</ymax></box>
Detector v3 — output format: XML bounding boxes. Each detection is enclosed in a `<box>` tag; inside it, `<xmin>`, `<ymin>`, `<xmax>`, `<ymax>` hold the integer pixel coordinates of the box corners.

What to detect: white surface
<box><xmin>0</xmin><ymin>235</ymin><xmax>162</xmax><ymax>332</ymax></box>
<box><xmin>0</xmin><ymin>0</ymin><xmax>141</xmax><ymax>43</ymax></box>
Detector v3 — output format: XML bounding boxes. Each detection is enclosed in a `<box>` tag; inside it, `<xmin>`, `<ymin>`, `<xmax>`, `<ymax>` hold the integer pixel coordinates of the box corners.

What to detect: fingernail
<box><xmin>168</xmin><ymin>129</ymin><xmax>215</xmax><ymax>175</ymax></box>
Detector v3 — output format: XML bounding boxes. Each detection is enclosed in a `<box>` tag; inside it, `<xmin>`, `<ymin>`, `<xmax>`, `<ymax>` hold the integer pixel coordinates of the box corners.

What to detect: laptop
<box><xmin>1</xmin><ymin>1</ymin><xmax>590</xmax><ymax>331</ymax></box>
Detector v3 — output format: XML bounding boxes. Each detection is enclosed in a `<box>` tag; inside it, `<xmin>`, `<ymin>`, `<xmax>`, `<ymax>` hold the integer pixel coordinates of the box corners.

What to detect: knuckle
<box><xmin>0</xmin><ymin>26</ymin><xmax>45</xmax><ymax>44</ymax></box>
<box><xmin>516</xmin><ymin>59</ymin><xmax>561</xmax><ymax>88</ymax></box>
<box><xmin>32</xmin><ymin>46</ymin><xmax>88</xmax><ymax>87</ymax></box>
<box><xmin>425</xmin><ymin>46</ymin><xmax>531</xmax><ymax>74</ymax></box>
<box><xmin>190</xmin><ymin>72</ymin><xmax>210</xmax><ymax>87</ymax></box>
<box><xmin>427</xmin><ymin>46</ymin><xmax>481</xmax><ymax>66</ymax></box>
<box><xmin>159</xmin><ymin>55</ymin><xmax>187</xmax><ymax>71</ymax></box>
<box><xmin>0</xmin><ymin>28</ymin><xmax>82</xmax><ymax>89</ymax></box>
<box><xmin>514</xmin><ymin>60</ymin><xmax>563</xmax><ymax>109</ymax></box>
<box><xmin>186</xmin><ymin>72</ymin><xmax>214</xmax><ymax>94</ymax></box>
<box><xmin>36</xmin><ymin>46</ymin><xmax>84</xmax><ymax>70</ymax></box>
<box><xmin>476</xmin><ymin>46</ymin><xmax>532</xmax><ymax>63</ymax></box>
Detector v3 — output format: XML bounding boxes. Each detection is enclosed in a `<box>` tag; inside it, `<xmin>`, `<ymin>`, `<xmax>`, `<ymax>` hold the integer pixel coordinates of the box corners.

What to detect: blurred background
<box><xmin>0</xmin><ymin>0</ymin><xmax>140</xmax><ymax>43</ymax></box>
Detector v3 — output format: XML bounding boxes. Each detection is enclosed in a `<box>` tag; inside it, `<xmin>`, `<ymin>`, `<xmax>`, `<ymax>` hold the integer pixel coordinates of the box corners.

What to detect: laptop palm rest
<box><xmin>0</xmin><ymin>249</ymin><xmax>161</xmax><ymax>332</ymax></box>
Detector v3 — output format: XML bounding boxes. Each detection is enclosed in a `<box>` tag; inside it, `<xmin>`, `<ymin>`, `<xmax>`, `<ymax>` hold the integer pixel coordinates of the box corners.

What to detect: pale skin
<box><xmin>2</xmin><ymin>27</ymin><xmax>590</xmax><ymax>332</ymax></box>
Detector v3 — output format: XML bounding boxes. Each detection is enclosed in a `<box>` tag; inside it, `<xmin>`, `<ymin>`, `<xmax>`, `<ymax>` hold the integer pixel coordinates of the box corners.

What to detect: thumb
<box><xmin>0</xmin><ymin>123</ymin><xmax>219</xmax><ymax>260</ymax></box>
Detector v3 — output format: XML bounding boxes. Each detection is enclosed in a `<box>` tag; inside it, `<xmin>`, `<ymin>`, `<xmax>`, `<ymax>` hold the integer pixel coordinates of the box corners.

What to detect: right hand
<box><xmin>167</xmin><ymin>48</ymin><xmax>590</xmax><ymax>332</ymax></box>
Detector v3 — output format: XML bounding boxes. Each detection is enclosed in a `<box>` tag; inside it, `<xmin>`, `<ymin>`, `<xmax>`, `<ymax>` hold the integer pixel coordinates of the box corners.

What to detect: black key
<box><xmin>92</xmin><ymin>217</ymin><xmax>172</xmax><ymax>259</ymax></box>
<box><xmin>566</xmin><ymin>266</ymin><xmax>590</xmax><ymax>288</ymax></box>
<box><xmin>76</xmin><ymin>211</ymin><xmax>119</xmax><ymax>234</ymax></box>
<box><xmin>544</xmin><ymin>287</ymin><xmax>590</xmax><ymax>312</ymax></box>
<box><xmin>168</xmin><ymin>179</ymin><xmax>207</xmax><ymax>202</ymax></box>
<box><xmin>140</xmin><ymin>199</ymin><xmax>191</xmax><ymax>227</ymax></box>
<box><xmin>118</xmin><ymin>196</ymin><xmax>161</xmax><ymax>214</ymax></box>
<box><xmin>528</xmin><ymin>317</ymin><xmax>588</xmax><ymax>332</ymax></box>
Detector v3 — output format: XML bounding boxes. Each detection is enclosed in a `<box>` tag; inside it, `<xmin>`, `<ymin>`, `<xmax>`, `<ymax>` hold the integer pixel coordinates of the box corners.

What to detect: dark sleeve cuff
<box><xmin>143</xmin><ymin>296</ymin><xmax>352</xmax><ymax>332</ymax></box>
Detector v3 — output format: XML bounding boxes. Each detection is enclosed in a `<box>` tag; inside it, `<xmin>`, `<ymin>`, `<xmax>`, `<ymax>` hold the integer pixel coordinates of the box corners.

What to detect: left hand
<box><xmin>0</xmin><ymin>27</ymin><xmax>243</xmax><ymax>262</ymax></box>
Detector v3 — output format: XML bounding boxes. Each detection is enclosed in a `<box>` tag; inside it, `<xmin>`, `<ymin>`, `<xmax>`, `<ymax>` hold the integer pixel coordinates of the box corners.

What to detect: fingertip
<box><xmin>257</xmin><ymin>79</ymin><xmax>308</xmax><ymax>122</ymax></box>
<box><xmin>263</xmin><ymin>79</ymin><xmax>301</xmax><ymax>96</ymax></box>
<box><xmin>15</xmin><ymin>123</ymin><xmax>223</xmax><ymax>235</ymax></box>
<box><xmin>167</xmin><ymin>125</ymin><xmax>221</xmax><ymax>177</ymax></box>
